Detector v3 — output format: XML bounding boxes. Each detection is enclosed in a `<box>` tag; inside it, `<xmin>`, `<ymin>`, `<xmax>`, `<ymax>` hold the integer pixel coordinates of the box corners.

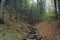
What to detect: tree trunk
<box><xmin>9</xmin><ymin>0</ymin><xmax>13</xmax><ymax>19</ymax></box>
<box><xmin>15</xmin><ymin>0</ymin><xmax>18</xmax><ymax>19</ymax></box>
<box><xmin>0</xmin><ymin>0</ymin><xmax>5</xmax><ymax>23</ymax></box>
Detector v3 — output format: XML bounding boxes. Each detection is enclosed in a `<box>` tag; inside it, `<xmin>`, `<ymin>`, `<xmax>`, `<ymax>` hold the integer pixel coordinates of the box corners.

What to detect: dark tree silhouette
<box><xmin>15</xmin><ymin>0</ymin><xmax>18</xmax><ymax>19</ymax></box>
<box><xmin>54</xmin><ymin>0</ymin><xmax>60</xmax><ymax>19</ymax></box>
<box><xmin>0</xmin><ymin>0</ymin><xmax>5</xmax><ymax>23</ymax></box>
<box><xmin>9</xmin><ymin>0</ymin><xmax>13</xmax><ymax>19</ymax></box>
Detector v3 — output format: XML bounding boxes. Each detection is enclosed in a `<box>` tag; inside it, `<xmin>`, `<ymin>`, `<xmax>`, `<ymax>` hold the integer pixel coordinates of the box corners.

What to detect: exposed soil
<box><xmin>35</xmin><ymin>19</ymin><xmax>60</xmax><ymax>40</ymax></box>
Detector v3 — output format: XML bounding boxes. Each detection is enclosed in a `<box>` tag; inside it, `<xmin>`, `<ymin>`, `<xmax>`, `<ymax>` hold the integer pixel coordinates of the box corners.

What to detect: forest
<box><xmin>0</xmin><ymin>0</ymin><xmax>60</xmax><ymax>40</ymax></box>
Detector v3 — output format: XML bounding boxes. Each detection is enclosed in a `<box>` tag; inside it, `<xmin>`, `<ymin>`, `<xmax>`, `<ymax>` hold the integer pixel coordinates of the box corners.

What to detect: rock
<box><xmin>29</xmin><ymin>31</ymin><xmax>36</xmax><ymax>34</ymax></box>
<box><xmin>28</xmin><ymin>34</ymin><xmax>37</xmax><ymax>39</ymax></box>
<box><xmin>0</xmin><ymin>19</ymin><xmax>4</xmax><ymax>24</ymax></box>
<box><xmin>22</xmin><ymin>39</ymin><xmax>26</xmax><ymax>40</ymax></box>
<box><xmin>36</xmin><ymin>37</ymin><xmax>42</xmax><ymax>40</ymax></box>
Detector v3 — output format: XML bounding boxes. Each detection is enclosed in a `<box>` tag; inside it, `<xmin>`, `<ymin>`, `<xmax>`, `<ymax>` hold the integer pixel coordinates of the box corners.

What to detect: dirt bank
<box><xmin>35</xmin><ymin>19</ymin><xmax>60</xmax><ymax>40</ymax></box>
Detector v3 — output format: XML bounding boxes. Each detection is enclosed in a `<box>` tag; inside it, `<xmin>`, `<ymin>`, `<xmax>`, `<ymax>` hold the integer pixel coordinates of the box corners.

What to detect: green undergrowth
<box><xmin>42</xmin><ymin>13</ymin><xmax>55</xmax><ymax>19</ymax></box>
<box><xmin>0</xmin><ymin>19</ymin><xmax>29</xmax><ymax>40</ymax></box>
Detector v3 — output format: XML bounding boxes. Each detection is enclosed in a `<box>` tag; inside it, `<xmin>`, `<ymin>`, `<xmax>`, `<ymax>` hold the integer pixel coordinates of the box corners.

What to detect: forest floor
<box><xmin>34</xmin><ymin>18</ymin><xmax>60</xmax><ymax>40</ymax></box>
<box><xmin>0</xmin><ymin>18</ymin><xmax>60</xmax><ymax>40</ymax></box>
<box><xmin>0</xmin><ymin>9</ymin><xmax>60</xmax><ymax>40</ymax></box>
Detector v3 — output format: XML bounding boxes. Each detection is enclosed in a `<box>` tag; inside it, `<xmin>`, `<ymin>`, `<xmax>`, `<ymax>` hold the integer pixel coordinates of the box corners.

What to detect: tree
<box><xmin>8</xmin><ymin>0</ymin><xmax>14</xmax><ymax>19</ymax></box>
<box><xmin>25</xmin><ymin>0</ymin><xmax>28</xmax><ymax>16</ymax></box>
<box><xmin>15</xmin><ymin>0</ymin><xmax>18</xmax><ymax>19</ymax></box>
<box><xmin>54</xmin><ymin>0</ymin><xmax>58</xmax><ymax>18</ymax></box>
<box><xmin>37</xmin><ymin>0</ymin><xmax>46</xmax><ymax>19</ymax></box>
<box><xmin>19</xmin><ymin>0</ymin><xmax>23</xmax><ymax>19</ymax></box>
<box><xmin>54</xmin><ymin>0</ymin><xmax>60</xmax><ymax>19</ymax></box>
<box><xmin>0</xmin><ymin>0</ymin><xmax>5</xmax><ymax>23</ymax></box>
<box><xmin>57</xmin><ymin>0</ymin><xmax>60</xmax><ymax>19</ymax></box>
